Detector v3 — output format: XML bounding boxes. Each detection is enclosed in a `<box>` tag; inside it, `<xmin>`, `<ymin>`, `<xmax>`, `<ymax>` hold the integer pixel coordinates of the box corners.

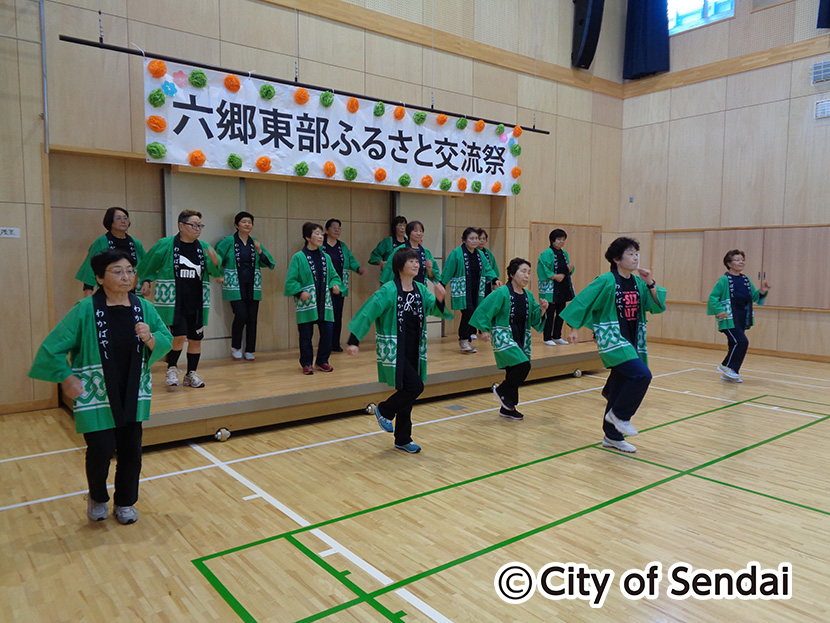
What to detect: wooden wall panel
<box><xmin>727</xmin><ymin>0</ymin><xmax>795</xmax><ymax>58</ymax></box>
<box><xmin>592</xmin><ymin>92</ymin><xmax>623</xmax><ymax>129</ymax></box>
<box><xmin>669</xmin><ymin>78</ymin><xmax>727</xmax><ymax>120</ymax></box>
<box><xmin>655</xmin><ymin>302</ymin><xmax>719</xmax><ymax>345</ymax></box>
<box><xmin>517</xmin><ymin>75</ymin><xmax>557</xmax><ymax>115</ymax></box>
<box><xmin>621</xmin><ymin>122</ymin><xmax>669</xmax><ymax>231</ymax></box>
<box><xmin>668</xmin><ymin>19</ymin><xmax>730</xmax><ymax>73</ymax></box>
<box><xmin>622</xmin><ymin>91</ymin><xmax>671</xmax><ymax>129</ymax></box>
<box><xmin>512</xmin><ymin>110</ymin><xmax>555</xmax><ymax>228</ymax></box>
<box><xmin>0</xmin><ymin>39</ymin><xmax>24</xmax><ymax>204</ymax></box>
<box><xmin>472</xmin><ymin>61</ymin><xmax>518</xmax><ymax>106</ymax></box>
<box><xmin>777</xmin><ymin>309</ymin><xmax>830</xmax><ymax>356</ymax></box>
<box><xmin>762</xmin><ymin>227</ymin><xmax>830</xmax><ymax>308</ymax></box>
<box><xmin>299</xmin><ymin>14</ymin><xmax>365</xmax><ymax>72</ymax></box>
<box><xmin>701</xmin><ymin>228</ymin><xmax>765</xmax><ymax>301</ymax></box>
<box><xmin>721</xmin><ymin>100</ymin><xmax>789</xmax><ymax>227</ymax></box>
<box><xmin>217</xmin><ymin>0</ymin><xmax>295</xmax><ymax>56</ymax></box>
<box><xmin>557</xmin><ymin>84</ymin><xmax>594</xmax><ymax>123</ymax></box>
<box><xmin>725</xmin><ymin>63</ymin><xmax>792</xmax><ymax>109</ymax></box>
<box><xmin>126</xmin><ymin>0</ymin><xmax>220</xmax><ymax>38</ymax></box>
<box><xmin>553</xmin><ymin>118</ymin><xmax>592</xmax><ymax>225</ymax></box>
<box><xmin>420</xmin><ymin>49</ymin><xmax>473</xmax><ymax>96</ymax></box>
<box><xmin>589</xmin><ymin>124</ymin><xmax>622</xmax><ymax>233</ymax></box>
<box><xmin>666</xmin><ymin>113</ymin><xmax>725</xmax><ymax>229</ymax></box>
<box><xmin>365</xmin><ymin>33</ymin><xmax>424</xmax><ymax>85</ymax></box>
<box><xmin>783</xmin><ymin>95</ymin><xmax>830</xmax><ymax>225</ymax></box>
<box><xmin>657</xmin><ymin>231</ymin><xmax>705</xmax><ymax>303</ymax></box>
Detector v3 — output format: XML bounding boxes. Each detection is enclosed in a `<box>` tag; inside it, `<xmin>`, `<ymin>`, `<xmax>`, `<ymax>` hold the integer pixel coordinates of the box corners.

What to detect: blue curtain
<box><xmin>623</xmin><ymin>0</ymin><xmax>670</xmax><ymax>80</ymax></box>
<box><xmin>819</xmin><ymin>0</ymin><xmax>830</xmax><ymax>28</ymax></box>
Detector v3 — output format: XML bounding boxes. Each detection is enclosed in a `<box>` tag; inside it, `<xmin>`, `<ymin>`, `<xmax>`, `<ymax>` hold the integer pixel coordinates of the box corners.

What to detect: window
<box><xmin>668</xmin><ymin>0</ymin><xmax>735</xmax><ymax>35</ymax></box>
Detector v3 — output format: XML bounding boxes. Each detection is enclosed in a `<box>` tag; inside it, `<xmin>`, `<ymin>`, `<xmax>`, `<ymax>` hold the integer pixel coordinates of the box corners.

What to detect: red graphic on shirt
<box><xmin>621</xmin><ymin>291</ymin><xmax>639</xmax><ymax>321</ymax></box>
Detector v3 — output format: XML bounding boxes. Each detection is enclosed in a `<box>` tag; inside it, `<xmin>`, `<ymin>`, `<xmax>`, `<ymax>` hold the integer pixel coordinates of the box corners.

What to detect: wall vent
<box><xmin>815</xmin><ymin>99</ymin><xmax>830</xmax><ymax>120</ymax></box>
<box><xmin>811</xmin><ymin>61</ymin><xmax>830</xmax><ymax>84</ymax></box>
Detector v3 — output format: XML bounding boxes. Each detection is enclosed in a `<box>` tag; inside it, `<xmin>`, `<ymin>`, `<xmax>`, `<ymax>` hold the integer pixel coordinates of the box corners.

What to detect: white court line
<box><xmin>188</xmin><ymin>442</ymin><xmax>454</xmax><ymax>623</ymax></box>
<box><xmin>651</xmin><ymin>354</ymin><xmax>830</xmax><ymax>384</ymax></box>
<box><xmin>0</xmin><ymin>446</ymin><xmax>84</xmax><ymax>464</ymax></box>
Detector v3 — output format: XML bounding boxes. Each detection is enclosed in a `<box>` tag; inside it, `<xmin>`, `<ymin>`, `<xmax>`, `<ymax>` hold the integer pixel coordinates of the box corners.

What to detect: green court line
<box><xmin>193</xmin><ymin>394</ymin><xmax>818</xmax><ymax>621</ymax></box>
<box><xmin>749</xmin><ymin>401</ymin><xmax>830</xmax><ymax>418</ymax></box>
<box><xmin>192</xmin><ymin>559</ymin><xmax>257</xmax><ymax>622</ymax></box>
<box><xmin>763</xmin><ymin>395</ymin><xmax>830</xmax><ymax>407</ymax></box>
<box><xmin>288</xmin><ymin>404</ymin><xmax>830</xmax><ymax>622</ymax></box>
<box><xmin>690</xmin><ymin>474</ymin><xmax>830</xmax><ymax>517</ymax></box>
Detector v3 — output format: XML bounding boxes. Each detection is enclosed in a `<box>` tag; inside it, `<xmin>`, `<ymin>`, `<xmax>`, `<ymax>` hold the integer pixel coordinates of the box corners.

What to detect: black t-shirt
<box><xmin>235</xmin><ymin>234</ymin><xmax>255</xmax><ymax>298</ymax></box>
<box><xmin>108</xmin><ymin>304</ymin><xmax>136</xmax><ymax>423</ymax></box>
<box><xmin>305</xmin><ymin>248</ymin><xmax>326</xmax><ymax>317</ymax></box>
<box><xmin>509</xmin><ymin>287</ymin><xmax>528</xmax><ymax>349</ymax></box>
<box><xmin>399</xmin><ymin>286</ymin><xmax>424</xmax><ymax>366</ymax></box>
<box><xmin>406</xmin><ymin>241</ymin><xmax>428</xmax><ymax>284</ymax></box>
<box><xmin>727</xmin><ymin>273</ymin><xmax>752</xmax><ymax>330</ymax></box>
<box><xmin>552</xmin><ymin>247</ymin><xmax>574</xmax><ymax>303</ymax></box>
<box><xmin>323</xmin><ymin>240</ymin><xmax>345</xmax><ymax>280</ymax></box>
<box><xmin>464</xmin><ymin>246</ymin><xmax>481</xmax><ymax>307</ymax></box>
<box><xmin>175</xmin><ymin>238</ymin><xmax>204</xmax><ymax>315</ymax></box>
<box><xmin>614</xmin><ymin>272</ymin><xmax>640</xmax><ymax>347</ymax></box>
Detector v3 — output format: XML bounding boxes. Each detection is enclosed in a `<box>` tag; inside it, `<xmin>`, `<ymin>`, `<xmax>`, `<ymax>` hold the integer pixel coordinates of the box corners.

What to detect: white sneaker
<box><xmin>553</xmin><ymin>338</ymin><xmax>569</xmax><ymax>345</ymax></box>
<box><xmin>543</xmin><ymin>340</ymin><xmax>557</xmax><ymax>346</ymax></box>
<box><xmin>231</xmin><ymin>347</ymin><xmax>243</xmax><ymax>359</ymax></box>
<box><xmin>602</xmin><ymin>436</ymin><xmax>637</xmax><ymax>452</ymax></box>
<box><xmin>721</xmin><ymin>374</ymin><xmax>743</xmax><ymax>383</ymax></box>
<box><xmin>459</xmin><ymin>339</ymin><xmax>476</xmax><ymax>353</ymax></box>
<box><xmin>244</xmin><ymin>352</ymin><xmax>255</xmax><ymax>360</ymax></box>
<box><xmin>717</xmin><ymin>364</ymin><xmax>739</xmax><ymax>380</ymax></box>
<box><xmin>470</xmin><ymin>334</ymin><xmax>477</xmax><ymax>340</ymax></box>
<box><xmin>165</xmin><ymin>367</ymin><xmax>180</xmax><ymax>386</ymax></box>
<box><xmin>604</xmin><ymin>409</ymin><xmax>638</xmax><ymax>436</ymax></box>
<box><xmin>183</xmin><ymin>371</ymin><xmax>205</xmax><ymax>388</ymax></box>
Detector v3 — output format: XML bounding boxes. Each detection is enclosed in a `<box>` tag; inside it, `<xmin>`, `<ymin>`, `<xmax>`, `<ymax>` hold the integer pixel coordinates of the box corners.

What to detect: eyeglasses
<box><xmin>106</xmin><ymin>268</ymin><xmax>137</xmax><ymax>277</ymax></box>
<box><xmin>182</xmin><ymin>222</ymin><xmax>205</xmax><ymax>230</ymax></box>
<box><xmin>113</xmin><ymin>216</ymin><xmax>130</xmax><ymax>222</ymax></box>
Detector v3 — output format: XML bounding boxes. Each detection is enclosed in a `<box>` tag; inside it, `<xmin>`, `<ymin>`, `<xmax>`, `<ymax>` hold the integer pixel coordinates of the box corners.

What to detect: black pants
<box><xmin>378</xmin><ymin>357</ymin><xmax>424</xmax><ymax>446</ymax></box>
<box><xmin>83</xmin><ymin>422</ymin><xmax>143</xmax><ymax>506</ymax></box>
<box><xmin>602</xmin><ymin>358</ymin><xmax>652</xmax><ymax>441</ymax></box>
<box><xmin>230</xmin><ymin>298</ymin><xmax>260</xmax><ymax>352</ymax></box>
<box><xmin>458</xmin><ymin>308</ymin><xmax>476</xmax><ymax>340</ymax></box>
<box><xmin>721</xmin><ymin>326</ymin><xmax>749</xmax><ymax>374</ymax></box>
<box><xmin>499</xmin><ymin>361</ymin><xmax>531</xmax><ymax>407</ymax></box>
<box><xmin>543</xmin><ymin>301</ymin><xmax>568</xmax><ymax>341</ymax></box>
<box><xmin>298</xmin><ymin>319</ymin><xmax>332</xmax><ymax>367</ymax></box>
<box><xmin>331</xmin><ymin>293</ymin><xmax>345</xmax><ymax>350</ymax></box>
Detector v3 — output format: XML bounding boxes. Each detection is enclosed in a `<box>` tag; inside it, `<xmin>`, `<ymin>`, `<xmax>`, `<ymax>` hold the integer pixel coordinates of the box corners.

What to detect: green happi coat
<box><xmin>441</xmin><ymin>245</ymin><xmax>498</xmax><ymax>310</ymax></box>
<box><xmin>537</xmin><ymin>247</ymin><xmax>574</xmax><ymax>302</ymax></box>
<box><xmin>368</xmin><ymin>236</ymin><xmax>406</xmax><ymax>265</ymax></box>
<box><xmin>215</xmin><ymin>234</ymin><xmax>275</xmax><ymax>301</ymax></box>
<box><xmin>75</xmin><ymin>233</ymin><xmax>147</xmax><ymax>288</ymax></box>
<box><xmin>323</xmin><ymin>240</ymin><xmax>362</xmax><ymax>297</ymax></box>
<box><xmin>707</xmin><ymin>273</ymin><xmax>767</xmax><ymax>331</ymax></box>
<box><xmin>347</xmin><ymin>281</ymin><xmax>453</xmax><ymax>387</ymax></box>
<box><xmin>379</xmin><ymin>243</ymin><xmax>442</xmax><ymax>284</ymax></box>
<box><xmin>481</xmin><ymin>247</ymin><xmax>500</xmax><ymax>282</ymax></box>
<box><xmin>136</xmin><ymin>236</ymin><xmax>222</xmax><ymax>325</ymax></box>
<box><xmin>559</xmin><ymin>272</ymin><xmax>667</xmax><ymax>368</ymax></box>
<box><xmin>470</xmin><ymin>285</ymin><xmax>544</xmax><ymax>369</ymax></box>
<box><xmin>284</xmin><ymin>249</ymin><xmax>343</xmax><ymax>323</ymax></box>
<box><xmin>28</xmin><ymin>297</ymin><xmax>173</xmax><ymax>434</ymax></box>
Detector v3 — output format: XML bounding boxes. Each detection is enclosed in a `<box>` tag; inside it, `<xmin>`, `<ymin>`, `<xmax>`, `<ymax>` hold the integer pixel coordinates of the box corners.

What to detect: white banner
<box><xmin>143</xmin><ymin>59</ymin><xmax>524</xmax><ymax>196</ymax></box>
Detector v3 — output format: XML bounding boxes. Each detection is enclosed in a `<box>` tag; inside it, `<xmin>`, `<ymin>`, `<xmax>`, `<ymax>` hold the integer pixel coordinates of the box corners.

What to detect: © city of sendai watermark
<box><xmin>494</xmin><ymin>561</ymin><xmax>792</xmax><ymax>608</ymax></box>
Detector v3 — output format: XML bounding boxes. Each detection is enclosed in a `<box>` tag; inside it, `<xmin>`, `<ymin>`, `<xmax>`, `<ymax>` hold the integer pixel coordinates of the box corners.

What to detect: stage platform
<box><xmin>134</xmin><ymin>337</ymin><xmax>602</xmax><ymax>445</ymax></box>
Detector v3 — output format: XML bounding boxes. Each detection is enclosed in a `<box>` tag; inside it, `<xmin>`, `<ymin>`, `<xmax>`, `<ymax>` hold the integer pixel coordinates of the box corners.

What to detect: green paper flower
<box><xmin>320</xmin><ymin>90</ymin><xmax>334</xmax><ymax>108</ymax></box>
<box><xmin>227</xmin><ymin>154</ymin><xmax>243</xmax><ymax>170</ymax></box>
<box><xmin>344</xmin><ymin>166</ymin><xmax>357</xmax><ymax>181</ymax></box>
<box><xmin>260</xmin><ymin>84</ymin><xmax>275</xmax><ymax>100</ymax></box>
<box><xmin>295</xmin><ymin>161</ymin><xmax>309</xmax><ymax>176</ymax></box>
<box><xmin>511</xmin><ymin>183</ymin><xmax>522</xmax><ymax>195</ymax></box>
<box><xmin>456</xmin><ymin>117</ymin><xmax>468</xmax><ymax>130</ymax></box>
<box><xmin>471</xmin><ymin>180</ymin><xmax>482</xmax><ymax>193</ymax></box>
<box><xmin>147</xmin><ymin>88</ymin><xmax>165</xmax><ymax>108</ymax></box>
<box><xmin>398</xmin><ymin>173</ymin><xmax>411</xmax><ymax>187</ymax></box>
<box><xmin>440</xmin><ymin>178</ymin><xmax>452</xmax><ymax>191</ymax></box>
<box><xmin>413</xmin><ymin>111</ymin><xmax>427</xmax><ymax>125</ymax></box>
<box><xmin>510</xmin><ymin>144</ymin><xmax>522</xmax><ymax>157</ymax></box>
<box><xmin>496</xmin><ymin>124</ymin><xmax>505</xmax><ymax>135</ymax></box>
<box><xmin>146</xmin><ymin>142</ymin><xmax>166</xmax><ymax>159</ymax></box>
<box><xmin>374</xmin><ymin>101</ymin><xmax>385</xmax><ymax>117</ymax></box>
<box><xmin>189</xmin><ymin>69</ymin><xmax>208</xmax><ymax>88</ymax></box>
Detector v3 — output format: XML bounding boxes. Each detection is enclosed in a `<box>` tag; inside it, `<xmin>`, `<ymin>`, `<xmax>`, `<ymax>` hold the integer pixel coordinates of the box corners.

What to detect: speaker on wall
<box><xmin>571</xmin><ymin>0</ymin><xmax>606</xmax><ymax>70</ymax></box>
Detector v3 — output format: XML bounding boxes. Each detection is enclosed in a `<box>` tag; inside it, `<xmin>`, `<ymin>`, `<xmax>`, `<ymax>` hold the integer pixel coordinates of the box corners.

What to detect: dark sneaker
<box><xmin>499</xmin><ymin>407</ymin><xmax>524</xmax><ymax>420</ymax></box>
<box><xmin>302</xmin><ymin>365</ymin><xmax>314</xmax><ymax>375</ymax></box>
<box><xmin>395</xmin><ymin>442</ymin><xmax>421</xmax><ymax>453</ymax></box>
<box><xmin>492</xmin><ymin>383</ymin><xmax>516</xmax><ymax>411</ymax></box>
<box><xmin>315</xmin><ymin>363</ymin><xmax>334</xmax><ymax>372</ymax></box>
<box><xmin>373</xmin><ymin>405</ymin><xmax>394</xmax><ymax>433</ymax></box>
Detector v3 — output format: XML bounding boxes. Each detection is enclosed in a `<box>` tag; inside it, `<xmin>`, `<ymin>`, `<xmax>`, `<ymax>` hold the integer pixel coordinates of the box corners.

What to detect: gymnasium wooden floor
<box><xmin>2</xmin><ymin>343</ymin><xmax>829</xmax><ymax>622</ymax></box>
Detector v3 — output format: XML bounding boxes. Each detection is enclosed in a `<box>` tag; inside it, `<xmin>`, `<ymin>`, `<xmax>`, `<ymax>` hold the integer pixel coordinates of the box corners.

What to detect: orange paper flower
<box><xmin>394</xmin><ymin>106</ymin><xmax>406</xmax><ymax>120</ymax></box>
<box><xmin>347</xmin><ymin>97</ymin><xmax>360</xmax><ymax>113</ymax></box>
<box><xmin>457</xmin><ymin>178</ymin><xmax>467</xmax><ymax>191</ymax></box>
<box><xmin>475</xmin><ymin>120</ymin><xmax>485</xmax><ymax>132</ymax></box>
<box><xmin>146</xmin><ymin>116</ymin><xmax>166</xmax><ymax>133</ymax></box>
<box><xmin>147</xmin><ymin>60</ymin><xmax>167</xmax><ymax>78</ymax></box>
<box><xmin>224</xmin><ymin>75</ymin><xmax>241</xmax><ymax>93</ymax></box>
<box><xmin>189</xmin><ymin>150</ymin><xmax>206</xmax><ymax>167</ymax></box>
<box><xmin>256</xmin><ymin>156</ymin><xmax>272</xmax><ymax>172</ymax></box>
<box><xmin>323</xmin><ymin>161</ymin><xmax>336</xmax><ymax>177</ymax></box>
<box><xmin>511</xmin><ymin>166</ymin><xmax>522</xmax><ymax>179</ymax></box>
<box><xmin>295</xmin><ymin>88</ymin><xmax>310</xmax><ymax>105</ymax></box>
<box><xmin>421</xmin><ymin>175</ymin><xmax>433</xmax><ymax>188</ymax></box>
<box><xmin>436</xmin><ymin>114</ymin><xmax>447</xmax><ymax>125</ymax></box>
<box><xmin>375</xmin><ymin>168</ymin><xmax>387</xmax><ymax>182</ymax></box>
<box><xmin>491</xmin><ymin>181</ymin><xmax>502</xmax><ymax>193</ymax></box>
<box><xmin>513</xmin><ymin>125</ymin><xmax>523</xmax><ymax>137</ymax></box>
